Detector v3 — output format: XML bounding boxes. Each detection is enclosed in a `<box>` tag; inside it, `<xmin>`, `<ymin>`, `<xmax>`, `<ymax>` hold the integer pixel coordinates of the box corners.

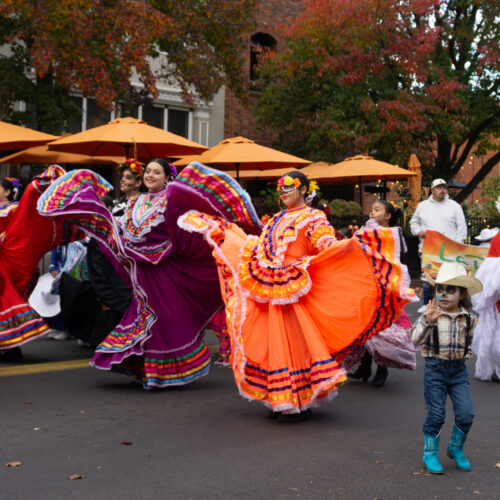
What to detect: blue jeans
<box><xmin>423</xmin><ymin>357</ymin><xmax>474</xmax><ymax>436</ymax></box>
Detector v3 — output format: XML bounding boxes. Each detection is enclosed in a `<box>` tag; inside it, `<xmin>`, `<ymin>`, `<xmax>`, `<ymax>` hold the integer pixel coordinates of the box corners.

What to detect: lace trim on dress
<box><xmin>121</xmin><ymin>189</ymin><xmax>168</xmax><ymax>243</ymax></box>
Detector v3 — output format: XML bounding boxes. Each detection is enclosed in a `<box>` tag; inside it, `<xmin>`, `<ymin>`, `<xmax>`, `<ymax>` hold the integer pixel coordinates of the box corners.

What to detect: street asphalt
<box><xmin>1</xmin><ymin>300</ymin><xmax>499</xmax><ymax>500</ymax></box>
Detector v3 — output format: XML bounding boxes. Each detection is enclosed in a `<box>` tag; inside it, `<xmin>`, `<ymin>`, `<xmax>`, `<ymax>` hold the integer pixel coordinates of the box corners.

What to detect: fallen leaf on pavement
<box><xmin>5</xmin><ymin>462</ymin><xmax>22</xmax><ymax>467</ymax></box>
<box><xmin>121</xmin><ymin>440</ymin><xmax>133</xmax><ymax>445</ymax></box>
<box><xmin>472</xmin><ymin>491</ymin><xmax>482</xmax><ymax>495</ymax></box>
<box><xmin>68</xmin><ymin>474</ymin><xmax>84</xmax><ymax>480</ymax></box>
<box><xmin>456</xmin><ymin>487</ymin><xmax>464</xmax><ymax>490</ymax></box>
<box><xmin>289</xmin><ymin>488</ymin><xmax>299</xmax><ymax>491</ymax></box>
<box><xmin>23</xmin><ymin>401</ymin><xmax>32</xmax><ymax>404</ymax></box>
<box><xmin>413</xmin><ymin>472</ymin><xmax>422</xmax><ymax>475</ymax></box>
<box><xmin>376</xmin><ymin>460</ymin><xmax>383</xmax><ymax>463</ymax></box>
<box><xmin>495</xmin><ymin>463</ymin><xmax>500</xmax><ymax>468</ymax></box>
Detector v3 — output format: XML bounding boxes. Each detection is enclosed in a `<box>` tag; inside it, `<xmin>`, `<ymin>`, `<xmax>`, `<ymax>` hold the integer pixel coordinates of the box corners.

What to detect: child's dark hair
<box><xmin>376</xmin><ymin>200</ymin><xmax>402</xmax><ymax>227</ymax></box>
<box><xmin>459</xmin><ymin>287</ymin><xmax>472</xmax><ymax>311</ymax></box>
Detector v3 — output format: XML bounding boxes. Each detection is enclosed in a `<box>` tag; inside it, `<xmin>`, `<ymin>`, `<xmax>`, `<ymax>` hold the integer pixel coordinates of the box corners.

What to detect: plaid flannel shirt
<box><xmin>411</xmin><ymin>308</ymin><xmax>475</xmax><ymax>360</ymax></box>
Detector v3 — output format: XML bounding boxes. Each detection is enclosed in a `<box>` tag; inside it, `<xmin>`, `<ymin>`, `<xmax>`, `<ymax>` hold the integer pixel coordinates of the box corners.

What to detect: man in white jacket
<box><xmin>410</xmin><ymin>178</ymin><xmax>468</xmax><ymax>310</ymax></box>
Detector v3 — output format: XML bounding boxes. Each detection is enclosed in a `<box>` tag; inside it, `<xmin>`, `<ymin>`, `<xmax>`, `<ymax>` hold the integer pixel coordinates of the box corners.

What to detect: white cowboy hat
<box><xmin>28</xmin><ymin>273</ymin><xmax>61</xmax><ymax>317</ymax></box>
<box><xmin>475</xmin><ymin>227</ymin><xmax>499</xmax><ymax>241</ymax></box>
<box><xmin>424</xmin><ymin>262</ymin><xmax>483</xmax><ymax>295</ymax></box>
<box><xmin>496</xmin><ymin>195</ymin><xmax>500</xmax><ymax>213</ymax></box>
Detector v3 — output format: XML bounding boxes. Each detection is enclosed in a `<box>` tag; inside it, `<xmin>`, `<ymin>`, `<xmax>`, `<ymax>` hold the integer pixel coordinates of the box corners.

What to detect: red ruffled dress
<box><xmin>0</xmin><ymin>166</ymin><xmax>79</xmax><ymax>350</ymax></box>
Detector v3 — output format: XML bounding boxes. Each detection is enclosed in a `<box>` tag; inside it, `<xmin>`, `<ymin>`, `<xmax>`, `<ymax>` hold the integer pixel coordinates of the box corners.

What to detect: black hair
<box><xmin>374</xmin><ymin>200</ymin><xmax>402</xmax><ymax>227</ymax></box>
<box><xmin>459</xmin><ymin>288</ymin><xmax>472</xmax><ymax>311</ymax></box>
<box><xmin>1</xmin><ymin>177</ymin><xmax>15</xmax><ymax>201</ymax></box>
<box><xmin>102</xmin><ymin>194</ymin><xmax>114</xmax><ymax>210</ymax></box>
<box><xmin>285</xmin><ymin>170</ymin><xmax>310</xmax><ymax>193</ymax></box>
<box><xmin>150</xmin><ymin>158</ymin><xmax>174</xmax><ymax>178</ymax></box>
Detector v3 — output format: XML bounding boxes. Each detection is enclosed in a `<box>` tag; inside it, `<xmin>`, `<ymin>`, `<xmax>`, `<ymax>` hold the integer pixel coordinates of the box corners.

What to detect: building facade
<box><xmin>223</xmin><ymin>0</ymin><xmax>303</xmax><ymax>146</ymax></box>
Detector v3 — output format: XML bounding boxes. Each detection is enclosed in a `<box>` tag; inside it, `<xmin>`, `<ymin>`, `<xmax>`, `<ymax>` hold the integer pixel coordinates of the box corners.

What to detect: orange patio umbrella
<box><xmin>301</xmin><ymin>155</ymin><xmax>416</xmax><ymax>210</ymax></box>
<box><xmin>224</xmin><ymin>167</ymin><xmax>295</xmax><ymax>180</ymax></box>
<box><xmin>301</xmin><ymin>156</ymin><xmax>417</xmax><ymax>183</ymax></box>
<box><xmin>173</xmin><ymin>136</ymin><xmax>310</xmax><ymax>181</ymax></box>
<box><xmin>173</xmin><ymin>156</ymin><xmax>294</xmax><ymax>180</ymax></box>
<box><xmin>47</xmin><ymin>117</ymin><xmax>208</xmax><ymax>160</ymax></box>
<box><xmin>407</xmin><ymin>153</ymin><xmax>422</xmax><ymax>209</ymax></box>
<box><xmin>0</xmin><ymin>120</ymin><xmax>58</xmax><ymax>151</ymax></box>
<box><xmin>0</xmin><ymin>143</ymin><xmax>127</xmax><ymax>165</ymax></box>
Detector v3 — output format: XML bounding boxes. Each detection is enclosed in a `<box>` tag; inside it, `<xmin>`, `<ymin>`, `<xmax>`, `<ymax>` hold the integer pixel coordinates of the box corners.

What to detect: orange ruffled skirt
<box><xmin>179</xmin><ymin>213</ymin><xmax>415</xmax><ymax>412</ymax></box>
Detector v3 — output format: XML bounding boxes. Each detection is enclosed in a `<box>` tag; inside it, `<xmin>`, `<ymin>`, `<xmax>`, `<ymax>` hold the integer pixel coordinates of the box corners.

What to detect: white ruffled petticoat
<box><xmin>471</xmin><ymin>257</ymin><xmax>500</xmax><ymax>381</ymax></box>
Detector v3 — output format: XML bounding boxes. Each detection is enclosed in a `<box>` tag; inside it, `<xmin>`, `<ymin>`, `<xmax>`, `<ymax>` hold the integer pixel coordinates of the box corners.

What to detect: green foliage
<box><xmin>466</xmin><ymin>176</ymin><xmax>500</xmax><ymax>217</ymax></box>
<box><xmin>328</xmin><ymin>199</ymin><xmax>362</xmax><ymax>218</ymax></box>
<box><xmin>252</xmin><ymin>187</ymin><xmax>281</xmax><ymax>217</ymax></box>
<box><xmin>0</xmin><ymin>0</ymin><xmax>258</xmax><ymax>133</ymax></box>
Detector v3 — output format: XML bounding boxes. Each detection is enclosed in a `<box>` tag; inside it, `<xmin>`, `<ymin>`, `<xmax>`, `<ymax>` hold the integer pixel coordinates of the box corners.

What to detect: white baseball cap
<box><xmin>431</xmin><ymin>178</ymin><xmax>447</xmax><ymax>189</ymax></box>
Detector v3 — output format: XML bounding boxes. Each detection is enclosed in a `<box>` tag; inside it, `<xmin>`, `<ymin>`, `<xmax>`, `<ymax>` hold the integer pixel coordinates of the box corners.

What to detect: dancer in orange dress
<box><xmin>179</xmin><ymin>166</ymin><xmax>416</xmax><ymax>421</ymax></box>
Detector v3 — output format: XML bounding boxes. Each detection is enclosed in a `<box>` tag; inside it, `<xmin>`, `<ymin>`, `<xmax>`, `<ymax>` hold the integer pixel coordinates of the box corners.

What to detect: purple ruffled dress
<box><xmin>37</xmin><ymin>167</ymin><xmax>255</xmax><ymax>388</ymax></box>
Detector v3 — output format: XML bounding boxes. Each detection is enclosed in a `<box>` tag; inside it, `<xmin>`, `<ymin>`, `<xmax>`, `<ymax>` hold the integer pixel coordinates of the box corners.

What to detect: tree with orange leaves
<box><xmin>0</xmin><ymin>0</ymin><xmax>257</xmax><ymax>133</ymax></box>
<box><xmin>254</xmin><ymin>0</ymin><xmax>499</xmax><ymax>202</ymax></box>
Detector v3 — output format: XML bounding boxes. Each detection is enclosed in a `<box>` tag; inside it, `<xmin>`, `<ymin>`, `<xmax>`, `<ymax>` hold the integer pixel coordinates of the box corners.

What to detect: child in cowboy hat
<box><xmin>411</xmin><ymin>262</ymin><xmax>482</xmax><ymax>474</ymax></box>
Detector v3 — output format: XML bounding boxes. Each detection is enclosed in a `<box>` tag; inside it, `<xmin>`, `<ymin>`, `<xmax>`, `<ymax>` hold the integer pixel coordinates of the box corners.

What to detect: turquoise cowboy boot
<box><xmin>447</xmin><ymin>425</ymin><xmax>471</xmax><ymax>471</ymax></box>
<box><xmin>423</xmin><ymin>433</ymin><xmax>444</xmax><ymax>474</ymax></box>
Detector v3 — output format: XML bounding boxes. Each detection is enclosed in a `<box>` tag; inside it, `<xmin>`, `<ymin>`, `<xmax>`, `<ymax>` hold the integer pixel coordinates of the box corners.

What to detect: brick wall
<box><xmin>224</xmin><ymin>0</ymin><xmax>303</xmax><ymax>147</ymax></box>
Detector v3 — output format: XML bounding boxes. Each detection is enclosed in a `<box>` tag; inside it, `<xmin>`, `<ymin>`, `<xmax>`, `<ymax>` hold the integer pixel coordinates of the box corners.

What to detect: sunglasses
<box><xmin>435</xmin><ymin>284</ymin><xmax>458</xmax><ymax>295</ymax></box>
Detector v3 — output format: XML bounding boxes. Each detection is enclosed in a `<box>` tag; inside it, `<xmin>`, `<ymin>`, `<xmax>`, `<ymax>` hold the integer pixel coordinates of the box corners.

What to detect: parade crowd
<box><xmin>1</xmin><ymin>161</ymin><xmax>499</xmax><ymax>476</ymax></box>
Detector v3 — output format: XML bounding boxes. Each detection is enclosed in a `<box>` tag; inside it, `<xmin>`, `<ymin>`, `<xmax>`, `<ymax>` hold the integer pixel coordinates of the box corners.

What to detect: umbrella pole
<box><xmin>382</xmin><ymin>180</ymin><xmax>387</xmax><ymax>200</ymax></box>
<box><xmin>359</xmin><ymin>176</ymin><xmax>363</xmax><ymax>213</ymax></box>
<box><xmin>236</xmin><ymin>163</ymin><xmax>240</xmax><ymax>183</ymax></box>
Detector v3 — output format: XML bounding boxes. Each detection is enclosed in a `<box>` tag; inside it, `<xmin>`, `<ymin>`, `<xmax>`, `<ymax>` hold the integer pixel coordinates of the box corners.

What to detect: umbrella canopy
<box><xmin>173</xmin><ymin>136</ymin><xmax>310</xmax><ymax>180</ymax></box>
<box><xmin>224</xmin><ymin>167</ymin><xmax>294</xmax><ymax>180</ymax></box>
<box><xmin>301</xmin><ymin>155</ymin><xmax>417</xmax><ymax>211</ymax></box>
<box><xmin>173</xmin><ymin>155</ymin><xmax>204</xmax><ymax>167</ymax></box>
<box><xmin>0</xmin><ymin>143</ymin><xmax>127</xmax><ymax>165</ymax></box>
<box><xmin>47</xmin><ymin>117</ymin><xmax>208</xmax><ymax>160</ymax></box>
<box><xmin>301</xmin><ymin>156</ymin><xmax>417</xmax><ymax>183</ymax></box>
<box><xmin>0</xmin><ymin>121</ymin><xmax>58</xmax><ymax>151</ymax></box>
<box><xmin>407</xmin><ymin>153</ymin><xmax>422</xmax><ymax>208</ymax></box>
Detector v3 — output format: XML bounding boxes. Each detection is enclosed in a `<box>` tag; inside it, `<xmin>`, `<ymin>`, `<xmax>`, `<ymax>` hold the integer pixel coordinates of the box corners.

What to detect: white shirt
<box><xmin>410</xmin><ymin>194</ymin><xmax>467</xmax><ymax>252</ymax></box>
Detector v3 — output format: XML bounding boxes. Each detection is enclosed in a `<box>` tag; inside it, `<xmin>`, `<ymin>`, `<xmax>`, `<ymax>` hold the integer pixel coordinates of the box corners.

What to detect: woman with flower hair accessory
<box><xmin>112</xmin><ymin>159</ymin><xmax>144</xmax><ymax>217</ymax></box>
<box><xmin>179</xmin><ymin>169</ymin><xmax>416</xmax><ymax>421</ymax></box>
